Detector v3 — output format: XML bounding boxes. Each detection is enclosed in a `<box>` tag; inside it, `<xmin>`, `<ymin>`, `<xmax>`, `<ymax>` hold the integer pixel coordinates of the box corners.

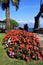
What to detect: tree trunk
<box><xmin>6</xmin><ymin>6</ymin><xmax>10</xmax><ymax>33</ymax></box>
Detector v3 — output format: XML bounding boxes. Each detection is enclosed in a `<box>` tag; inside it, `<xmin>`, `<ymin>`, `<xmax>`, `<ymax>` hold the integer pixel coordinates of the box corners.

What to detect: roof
<box><xmin>0</xmin><ymin>21</ymin><xmax>6</xmax><ymax>23</ymax></box>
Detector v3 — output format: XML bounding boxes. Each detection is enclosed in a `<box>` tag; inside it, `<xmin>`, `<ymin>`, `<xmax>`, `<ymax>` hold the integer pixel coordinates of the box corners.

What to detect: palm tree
<box><xmin>0</xmin><ymin>0</ymin><xmax>20</xmax><ymax>32</ymax></box>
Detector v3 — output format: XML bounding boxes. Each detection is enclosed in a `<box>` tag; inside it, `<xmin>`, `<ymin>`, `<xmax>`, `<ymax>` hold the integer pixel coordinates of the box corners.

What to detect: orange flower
<box><xmin>9</xmin><ymin>48</ymin><xmax>12</xmax><ymax>51</ymax></box>
<box><xmin>20</xmin><ymin>43</ymin><xmax>25</xmax><ymax>48</ymax></box>
<box><xmin>29</xmin><ymin>45</ymin><xmax>32</xmax><ymax>48</ymax></box>
<box><xmin>16</xmin><ymin>50</ymin><xmax>21</xmax><ymax>53</ymax></box>
<box><xmin>33</xmin><ymin>41</ymin><xmax>37</xmax><ymax>46</ymax></box>
<box><xmin>38</xmin><ymin>55</ymin><xmax>42</xmax><ymax>60</ymax></box>
<box><xmin>26</xmin><ymin>45</ymin><xmax>29</xmax><ymax>50</ymax></box>
<box><xmin>27</xmin><ymin>39</ymin><xmax>30</xmax><ymax>44</ymax></box>
<box><xmin>32</xmin><ymin>55</ymin><xmax>35</xmax><ymax>59</ymax></box>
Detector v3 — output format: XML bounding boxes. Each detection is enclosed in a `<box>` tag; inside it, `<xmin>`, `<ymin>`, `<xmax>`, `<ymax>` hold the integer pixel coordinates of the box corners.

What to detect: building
<box><xmin>0</xmin><ymin>21</ymin><xmax>6</xmax><ymax>32</ymax></box>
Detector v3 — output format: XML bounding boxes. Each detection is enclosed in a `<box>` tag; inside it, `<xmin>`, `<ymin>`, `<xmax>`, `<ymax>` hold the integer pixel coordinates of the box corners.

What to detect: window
<box><xmin>0</xmin><ymin>23</ymin><xmax>2</xmax><ymax>28</ymax></box>
<box><xmin>2</xmin><ymin>24</ymin><xmax>6</xmax><ymax>29</ymax></box>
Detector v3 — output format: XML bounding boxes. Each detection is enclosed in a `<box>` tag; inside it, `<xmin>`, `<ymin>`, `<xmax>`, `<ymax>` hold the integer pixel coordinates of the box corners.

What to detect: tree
<box><xmin>4</xmin><ymin>19</ymin><xmax>19</xmax><ymax>29</ymax></box>
<box><xmin>0</xmin><ymin>0</ymin><xmax>20</xmax><ymax>32</ymax></box>
<box><xmin>24</xmin><ymin>24</ymin><xmax>28</xmax><ymax>31</ymax></box>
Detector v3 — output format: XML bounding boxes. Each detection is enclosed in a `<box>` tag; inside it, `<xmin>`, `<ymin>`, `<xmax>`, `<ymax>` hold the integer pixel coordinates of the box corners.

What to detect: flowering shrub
<box><xmin>3</xmin><ymin>30</ymin><xmax>43</xmax><ymax>62</ymax></box>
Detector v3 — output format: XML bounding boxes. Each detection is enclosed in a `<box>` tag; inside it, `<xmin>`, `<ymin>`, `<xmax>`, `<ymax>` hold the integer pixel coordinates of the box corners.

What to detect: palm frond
<box><xmin>1</xmin><ymin>0</ymin><xmax>8</xmax><ymax>3</ymax></box>
<box><xmin>2</xmin><ymin>0</ymin><xmax>9</xmax><ymax>10</ymax></box>
<box><xmin>12</xmin><ymin>0</ymin><xmax>20</xmax><ymax>10</ymax></box>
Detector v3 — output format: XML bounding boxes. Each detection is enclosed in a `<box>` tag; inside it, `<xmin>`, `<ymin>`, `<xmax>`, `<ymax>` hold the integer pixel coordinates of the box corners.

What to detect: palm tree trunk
<box><xmin>6</xmin><ymin>6</ymin><xmax>10</xmax><ymax>32</ymax></box>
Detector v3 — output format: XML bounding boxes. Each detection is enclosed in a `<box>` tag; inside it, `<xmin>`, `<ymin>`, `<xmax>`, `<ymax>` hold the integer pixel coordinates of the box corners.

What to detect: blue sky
<box><xmin>0</xmin><ymin>0</ymin><xmax>43</xmax><ymax>28</ymax></box>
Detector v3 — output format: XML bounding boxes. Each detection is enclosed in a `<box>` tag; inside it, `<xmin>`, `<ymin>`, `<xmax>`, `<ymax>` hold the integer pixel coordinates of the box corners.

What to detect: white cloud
<box><xmin>17</xmin><ymin>19</ymin><xmax>43</xmax><ymax>28</ymax></box>
<box><xmin>17</xmin><ymin>20</ymin><xmax>34</xmax><ymax>24</ymax></box>
<box><xmin>28</xmin><ymin>20</ymin><xmax>34</xmax><ymax>23</ymax></box>
<box><xmin>17</xmin><ymin>20</ymin><xmax>35</xmax><ymax>28</ymax></box>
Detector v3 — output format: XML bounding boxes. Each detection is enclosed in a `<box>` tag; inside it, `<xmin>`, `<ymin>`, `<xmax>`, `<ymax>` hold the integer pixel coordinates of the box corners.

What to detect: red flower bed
<box><xmin>3</xmin><ymin>30</ymin><xmax>43</xmax><ymax>62</ymax></box>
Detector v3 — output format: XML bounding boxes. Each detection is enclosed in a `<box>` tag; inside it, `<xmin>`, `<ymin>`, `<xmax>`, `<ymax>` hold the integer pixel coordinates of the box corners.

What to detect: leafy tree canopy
<box><xmin>3</xmin><ymin>19</ymin><xmax>19</xmax><ymax>29</ymax></box>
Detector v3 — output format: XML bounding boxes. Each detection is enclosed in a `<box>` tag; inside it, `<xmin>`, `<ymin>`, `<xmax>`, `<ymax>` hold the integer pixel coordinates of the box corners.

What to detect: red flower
<box><xmin>36</xmin><ymin>52</ymin><xmax>39</xmax><ymax>55</ymax></box>
<box><xmin>28</xmin><ymin>50</ymin><xmax>31</xmax><ymax>54</ymax></box>
<box><xmin>3</xmin><ymin>30</ymin><xmax>43</xmax><ymax>62</ymax></box>
<box><xmin>41</xmin><ymin>50</ymin><xmax>43</xmax><ymax>55</ymax></box>
<box><xmin>11</xmin><ymin>55</ymin><xmax>14</xmax><ymax>58</ymax></box>
<box><xmin>34</xmin><ymin>46</ymin><xmax>37</xmax><ymax>50</ymax></box>
<box><xmin>27</xmin><ymin>58</ymin><xmax>30</xmax><ymax>62</ymax></box>
<box><xmin>33</xmin><ymin>41</ymin><xmax>37</xmax><ymax>46</ymax></box>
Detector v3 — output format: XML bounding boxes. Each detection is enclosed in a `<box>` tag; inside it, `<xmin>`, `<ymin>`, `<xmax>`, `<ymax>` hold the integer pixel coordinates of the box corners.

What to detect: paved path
<box><xmin>37</xmin><ymin>34</ymin><xmax>43</xmax><ymax>40</ymax></box>
<box><xmin>35</xmin><ymin>33</ymin><xmax>43</xmax><ymax>46</ymax></box>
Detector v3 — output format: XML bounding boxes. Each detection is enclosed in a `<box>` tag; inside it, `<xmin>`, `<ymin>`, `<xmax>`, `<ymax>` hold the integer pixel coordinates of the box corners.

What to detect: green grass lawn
<box><xmin>0</xmin><ymin>33</ymin><xmax>43</xmax><ymax>65</ymax></box>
